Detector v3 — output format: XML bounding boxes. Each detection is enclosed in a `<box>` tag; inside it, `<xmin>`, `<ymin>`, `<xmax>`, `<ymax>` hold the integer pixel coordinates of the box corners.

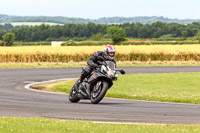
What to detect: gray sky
<box><xmin>0</xmin><ymin>0</ymin><xmax>199</xmax><ymax>19</ymax></box>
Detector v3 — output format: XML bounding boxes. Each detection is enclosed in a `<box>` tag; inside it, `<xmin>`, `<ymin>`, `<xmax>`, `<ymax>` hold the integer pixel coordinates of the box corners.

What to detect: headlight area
<box><xmin>107</xmin><ymin>70</ymin><xmax>116</xmax><ymax>79</ymax></box>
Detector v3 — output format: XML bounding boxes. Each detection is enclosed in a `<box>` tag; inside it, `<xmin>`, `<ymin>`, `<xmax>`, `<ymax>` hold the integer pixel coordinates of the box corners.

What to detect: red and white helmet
<box><xmin>104</xmin><ymin>44</ymin><xmax>116</xmax><ymax>60</ymax></box>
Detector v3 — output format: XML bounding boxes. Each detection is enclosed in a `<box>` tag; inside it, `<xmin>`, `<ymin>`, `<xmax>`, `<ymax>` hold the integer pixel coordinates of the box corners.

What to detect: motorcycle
<box><xmin>69</xmin><ymin>58</ymin><xmax>125</xmax><ymax>104</ymax></box>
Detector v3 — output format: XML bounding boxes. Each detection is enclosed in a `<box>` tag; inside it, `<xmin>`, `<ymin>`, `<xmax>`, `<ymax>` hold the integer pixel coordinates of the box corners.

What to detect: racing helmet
<box><xmin>104</xmin><ymin>44</ymin><xmax>116</xmax><ymax>60</ymax></box>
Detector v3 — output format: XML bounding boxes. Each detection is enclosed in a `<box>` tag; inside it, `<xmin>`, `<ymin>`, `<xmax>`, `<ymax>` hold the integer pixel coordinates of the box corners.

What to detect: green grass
<box><xmin>0</xmin><ymin>117</ymin><xmax>200</xmax><ymax>133</ymax></box>
<box><xmin>107</xmin><ymin>73</ymin><xmax>200</xmax><ymax>104</ymax></box>
<box><xmin>35</xmin><ymin>72</ymin><xmax>200</xmax><ymax>104</ymax></box>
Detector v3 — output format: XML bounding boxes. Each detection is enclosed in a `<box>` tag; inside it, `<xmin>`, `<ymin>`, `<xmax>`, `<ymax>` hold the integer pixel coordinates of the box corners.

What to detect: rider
<box><xmin>75</xmin><ymin>44</ymin><xmax>116</xmax><ymax>88</ymax></box>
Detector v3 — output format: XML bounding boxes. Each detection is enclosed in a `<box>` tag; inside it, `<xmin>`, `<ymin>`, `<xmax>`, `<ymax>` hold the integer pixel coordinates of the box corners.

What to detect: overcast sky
<box><xmin>0</xmin><ymin>0</ymin><xmax>199</xmax><ymax>19</ymax></box>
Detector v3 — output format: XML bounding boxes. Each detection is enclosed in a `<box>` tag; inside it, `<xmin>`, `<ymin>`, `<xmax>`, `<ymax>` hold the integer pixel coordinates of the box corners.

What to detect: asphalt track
<box><xmin>1</xmin><ymin>66</ymin><xmax>200</xmax><ymax>125</ymax></box>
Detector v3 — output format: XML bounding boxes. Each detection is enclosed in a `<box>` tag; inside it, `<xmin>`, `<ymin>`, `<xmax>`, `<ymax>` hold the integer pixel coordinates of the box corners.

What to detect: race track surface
<box><xmin>0</xmin><ymin>66</ymin><xmax>200</xmax><ymax>124</ymax></box>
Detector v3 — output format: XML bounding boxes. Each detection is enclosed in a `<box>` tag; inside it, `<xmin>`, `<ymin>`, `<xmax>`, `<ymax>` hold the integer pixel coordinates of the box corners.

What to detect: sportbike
<box><xmin>69</xmin><ymin>58</ymin><xmax>125</xmax><ymax>104</ymax></box>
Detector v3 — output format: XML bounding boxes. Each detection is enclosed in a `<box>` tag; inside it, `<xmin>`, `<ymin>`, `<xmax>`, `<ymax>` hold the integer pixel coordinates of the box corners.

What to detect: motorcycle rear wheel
<box><xmin>90</xmin><ymin>81</ymin><xmax>108</xmax><ymax>104</ymax></box>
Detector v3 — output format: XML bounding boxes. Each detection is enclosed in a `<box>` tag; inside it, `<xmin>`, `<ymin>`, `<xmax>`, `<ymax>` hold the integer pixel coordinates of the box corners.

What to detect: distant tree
<box><xmin>3</xmin><ymin>33</ymin><xmax>16</xmax><ymax>46</ymax></box>
<box><xmin>159</xmin><ymin>34</ymin><xmax>173</xmax><ymax>38</ymax></box>
<box><xmin>0</xmin><ymin>40</ymin><xmax>4</xmax><ymax>46</ymax></box>
<box><xmin>195</xmin><ymin>31</ymin><xmax>200</xmax><ymax>43</ymax></box>
<box><xmin>65</xmin><ymin>39</ymin><xmax>75</xmax><ymax>46</ymax></box>
<box><xmin>4</xmin><ymin>23</ymin><xmax>14</xmax><ymax>30</ymax></box>
<box><xmin>107</xmin><ymin>26</ymin><xmax>126</xmax><ymax>44</ymax></box>
<box><xmin>91</xmin><ymin>33</ymin><xmax>103</xmax><ymax>41</ymax></box>
<box><xmin>181</xmin><ymin>31</ymin><xmax>188</xmax><ymax>40</ymax></box>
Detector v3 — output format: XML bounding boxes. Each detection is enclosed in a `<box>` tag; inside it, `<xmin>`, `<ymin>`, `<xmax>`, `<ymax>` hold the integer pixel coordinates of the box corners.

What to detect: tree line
<box><xmin>1</xmin><ymin>14</ymin><xmax>200</xmax><ymax>24</ymax></box>
<box><xmin>0</xmin><ymin>21</ymin><xmax>200</xmax><ymax>42</ymax></box>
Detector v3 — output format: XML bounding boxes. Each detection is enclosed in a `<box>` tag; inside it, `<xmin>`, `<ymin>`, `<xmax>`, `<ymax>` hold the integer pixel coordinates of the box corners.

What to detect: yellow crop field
<box><xmin>0</xmin><ymin>45</ymin><xmax>200</xmax><ymax>63</ymax></box>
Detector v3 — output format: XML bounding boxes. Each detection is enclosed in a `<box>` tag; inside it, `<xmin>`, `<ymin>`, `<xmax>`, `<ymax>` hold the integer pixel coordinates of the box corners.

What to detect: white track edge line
<box><xmin>24</xmin><ymin>78</ymin><xmax>77</xmax><ymax>95</ymax></box>
<box><xmin>24</xmin><ymin>78</ymin><xmax>198</xmax><ymax>106</ymax></box>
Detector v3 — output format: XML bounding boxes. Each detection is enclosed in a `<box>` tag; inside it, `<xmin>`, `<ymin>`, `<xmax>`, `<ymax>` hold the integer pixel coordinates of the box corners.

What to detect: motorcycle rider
<box><xmin>74</xmin><ymin>44</ymin><xmax>116</xmax><ymax>89</ymax></box>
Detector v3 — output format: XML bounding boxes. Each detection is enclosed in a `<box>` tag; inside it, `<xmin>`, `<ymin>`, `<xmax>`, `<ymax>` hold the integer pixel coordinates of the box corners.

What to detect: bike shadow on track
<box><xmin>70</xmin><ymin>101</ymin><xmax>133</xmax><ymax>105</ymax></box>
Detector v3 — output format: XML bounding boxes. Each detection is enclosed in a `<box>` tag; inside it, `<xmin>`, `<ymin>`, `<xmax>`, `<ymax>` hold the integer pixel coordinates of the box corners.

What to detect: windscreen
<box><xmin>105</xmin><ymin>61</ymin><xmax>115</xmax><ymax>70</ymax></box>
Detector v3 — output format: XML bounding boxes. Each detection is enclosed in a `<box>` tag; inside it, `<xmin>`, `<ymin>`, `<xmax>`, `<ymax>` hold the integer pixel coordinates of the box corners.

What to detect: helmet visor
<box><xmin>108</xmin><ymin>52</ymin><xmax>115</xmax><ymax>57</ymax></box>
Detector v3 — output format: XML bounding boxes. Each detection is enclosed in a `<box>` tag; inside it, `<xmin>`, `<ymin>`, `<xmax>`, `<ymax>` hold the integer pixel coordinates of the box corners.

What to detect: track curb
<box><xmin>24</xmin><ymin>78</ymin><xmax>77</xmax><ymax>95</ymax></box>
<box><xmin>24</xmin><ymin>78</ymin><xmax>197</xmax><ymax>106</ymax></box>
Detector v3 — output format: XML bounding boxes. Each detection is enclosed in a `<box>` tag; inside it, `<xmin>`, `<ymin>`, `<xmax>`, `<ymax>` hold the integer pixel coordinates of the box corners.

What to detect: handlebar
<box><xmin>97</xmin><ymin>61</ymin><xmax>125</xmax><ymax>75</ymax></box>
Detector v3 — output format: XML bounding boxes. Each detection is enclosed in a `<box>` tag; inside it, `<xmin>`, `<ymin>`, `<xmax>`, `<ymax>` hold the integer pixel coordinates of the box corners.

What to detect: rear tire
<box><xmin>69</xmin><ymin>85</ymin><xmax>80</xmax><ymax>103</ymax></box>
<box><xmin>90</xmin><ymin>81</ymin><xmax>108</xmax><ymax>104</ymax></box>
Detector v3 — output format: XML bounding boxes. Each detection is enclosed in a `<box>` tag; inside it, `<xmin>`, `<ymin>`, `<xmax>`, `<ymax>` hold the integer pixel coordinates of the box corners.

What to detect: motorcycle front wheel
<box><xmin>69</xmin><ymin>85</ymin><xmax>80</xmax><ymax>103</ymax></box>
<box><xmin>90</xmin><ymin>81</ymin><xmax>108</xmax><ymax>104</ymax></box>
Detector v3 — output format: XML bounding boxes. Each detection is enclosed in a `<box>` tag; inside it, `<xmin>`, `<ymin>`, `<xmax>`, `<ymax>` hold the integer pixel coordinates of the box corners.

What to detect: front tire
<box><xmin>90</xmin><ymin>81</ymin><xmax>108</xmax><ymax>104</ymax></box>
<box><xmin>69</xmin><ymin>85</ymin><xmax>80</xmax><ymax>103</ymax></box>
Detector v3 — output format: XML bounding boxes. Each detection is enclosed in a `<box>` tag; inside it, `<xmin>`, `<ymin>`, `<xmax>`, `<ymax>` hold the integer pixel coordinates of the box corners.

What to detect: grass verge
<box><xmin>33</xmin><ymin>72</ymin><xmax>200</xmax><ymax>104</ymax></box>
<box><xmin>1</xmin><ymin>61</ymin><xmax>200</xmax><ymax>69</ymax></box>
<box><xmin>0</xmin><ymin>117</ymin><xmax>200</xmax><ymax>133</ymax></box>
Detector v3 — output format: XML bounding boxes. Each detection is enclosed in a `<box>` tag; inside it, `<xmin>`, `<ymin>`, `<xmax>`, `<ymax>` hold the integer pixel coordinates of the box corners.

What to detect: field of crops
<box><xmin>0</xmin><ymin>45</ymin><xmax>200</xmax><ymax>63</ymax></box>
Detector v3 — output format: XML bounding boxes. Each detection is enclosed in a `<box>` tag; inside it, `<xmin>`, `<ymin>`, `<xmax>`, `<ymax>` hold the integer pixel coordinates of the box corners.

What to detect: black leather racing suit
<box><xmin>80</xmin><ymin>51</ymin><xmax>116</xmax><ymax>82</ymax></box>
